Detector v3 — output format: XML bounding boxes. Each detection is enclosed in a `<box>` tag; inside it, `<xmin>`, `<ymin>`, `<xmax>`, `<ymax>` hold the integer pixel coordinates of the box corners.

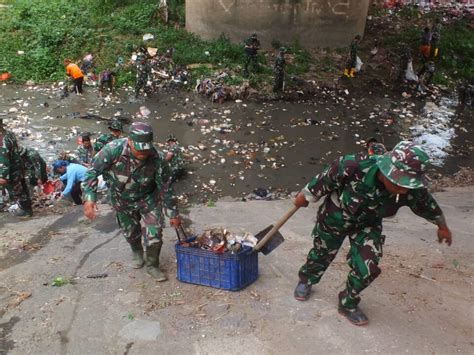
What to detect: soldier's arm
<box><xmin>156</xmin><ymin>158</ymin><xmax>179</xmax><ymax>218</ymax></box>
<box><xmin>0</xmin><ymin>136</ymin><xmax>12</xmax><ymax>181</ymax></box>
<box><xmin>31</xmin><ymin>153</ymin><xmax>43</xmax><ymax>179</ymax></box>
<box><xmin>83</xmin><ymin>144</ymin><xmax>116</xmax><ymax>202</ymax></box>
<box><xmin>408</xmin><ymin>189</ymin><xmax>452</xmax><ymax>246</ymax></box>
<box><xmin>0</xmin><ymin>147</ymin><xmax>11</xmax><ymax>181</ymax></box>
<box><xmin>407</xmin><ymin>189</ymin><xmax>445</xmax><ymax>225</ymax></box>
<box><xmin>302</xmin><ymin>156</ymin><xmax>355</xmax><ymax>203</ymax></box>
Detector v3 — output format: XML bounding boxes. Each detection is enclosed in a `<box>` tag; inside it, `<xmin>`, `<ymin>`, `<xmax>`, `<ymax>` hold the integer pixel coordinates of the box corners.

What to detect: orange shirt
<box><xmin>66</xmin><ymin>63</ymin><xmax>84</xmax><ymax>79</ymax></box>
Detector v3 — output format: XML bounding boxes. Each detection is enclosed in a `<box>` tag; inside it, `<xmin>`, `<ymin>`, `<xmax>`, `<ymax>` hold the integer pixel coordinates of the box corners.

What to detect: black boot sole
<box><xmin>338</xmin><ymin>306</ymin><xmax>369</xmax><ymax>326</ymax></box>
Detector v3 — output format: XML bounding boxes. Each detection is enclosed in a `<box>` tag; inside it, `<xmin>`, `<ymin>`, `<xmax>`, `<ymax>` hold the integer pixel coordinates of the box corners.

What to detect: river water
<box><xmin>0</xmin><ymin>84</ymin><xmax>472</xmax><ymax>203</ymax></box>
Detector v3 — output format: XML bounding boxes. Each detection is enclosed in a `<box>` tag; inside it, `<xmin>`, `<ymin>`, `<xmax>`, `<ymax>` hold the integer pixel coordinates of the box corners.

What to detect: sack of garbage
<box><xmin>405</xmin><ymin>60</ymin><xmax>419</xmax><ymax>82</ymax></box>
<box><xmin>355</xmin><ymin>56</ymin><xmax>363</xmax><ymax>72</ymax></box>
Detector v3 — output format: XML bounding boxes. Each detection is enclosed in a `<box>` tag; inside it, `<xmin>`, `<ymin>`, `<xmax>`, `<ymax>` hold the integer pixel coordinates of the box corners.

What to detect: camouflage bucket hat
<box><xmin>108</xmin><ymin>120</ymin><xmax>123</xmax><ymax>132</ymax></box>
<box><xmin>129</xmin><ymin>122</ymin><xmax>153</xmax><ymax>151</ymax></box>
<box><xmin>377</xmin><ymin>141</ymin><xmax>430</xmax><ymax>189</ymax></box>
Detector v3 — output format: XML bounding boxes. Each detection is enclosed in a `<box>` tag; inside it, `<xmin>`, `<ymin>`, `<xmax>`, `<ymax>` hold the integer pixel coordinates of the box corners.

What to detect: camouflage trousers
<box><xmin>7</xmin><ymin>170</ymin><xmax>32</xmax><ymax>212</ymax></box>
<box><xmin>273</xmin><ymin>70</ymin><xmax>284</xmax><ymax>93</ymax></box>
<box><xmin>299</xmin><ymin>197</ymin><xmax>385</xmax><ymax>309</ymax></box>
<box><xmin>244</xmin><ymin>55</ymin><xmax>258</xmax><ymax>76</ymax></box>
<box><xmin>114</xmin><ymin>197</ymin><xmax>164</xmax><ymax>247</ymax></box>
<box><xmin>135</xmin><ymin>72</ymin><xmax>152</xmax><ymax>97</ymax></box>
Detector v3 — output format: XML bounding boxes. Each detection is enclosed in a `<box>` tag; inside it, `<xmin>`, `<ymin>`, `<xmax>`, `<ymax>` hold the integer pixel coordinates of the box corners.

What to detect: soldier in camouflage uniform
<box><xmin>76</xmin><ymin>133</ymin><xmax>94</xmax><ymax>167</ymax></box>
<box><xmin>18</xmin><ymin>146</ymin><xmax>48</xmax><ymax>187</ymax></box>
<box><xmin>93</xmin><ymin>120</ymin><xmax>123</xmax><ymax>154</ymax></box>
<box><xmin>344</xmin><ymin>35</ymin><xmax>361</xmax><ymax>78</ymax></box>
<box><xmin>273</xmin><ymin>47</ymin><xmax>286</xmax><ymax>93</ymax></box>
<box><xmin>0</xmin><ymin>118</ymin><xmax>33</xmax><ymax>217</ymax></box>
<box><xmin>243</xmin><ymin>33</ymin><xmax>261</xmax><ymax>77</ymax></box>
<box><xmin>164</xmin><ymin>134</ymin><xmax>185</xmax><ymax>184</ymax></box>
<box><xmin>83</xmin><ymin>122</ymin><xmax>181</xmax><ymax>281</ymax></box>
<box><xmin>135</xmin><ymin>47</ymin><xmax>152</xmax><ymax>98</ymax></box>
<box><xmin>293</xmin><ymin>141</ymin><xmax>453</xmax><ymax>326</ymax></box>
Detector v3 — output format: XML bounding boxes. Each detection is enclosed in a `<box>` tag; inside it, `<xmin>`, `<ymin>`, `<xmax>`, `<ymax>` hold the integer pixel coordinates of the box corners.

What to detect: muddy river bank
<box><xmin>0</xmin><ymin>83</ymin><xmax>473</xmax><ymax>204</ymax></box>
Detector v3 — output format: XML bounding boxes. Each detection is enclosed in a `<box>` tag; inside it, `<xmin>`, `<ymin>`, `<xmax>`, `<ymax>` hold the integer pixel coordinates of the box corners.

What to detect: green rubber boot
<box><xmin>130</xmin><ymin>241</ymin><xmax>145</xmax><ymax>269</ymax></box>
<box><xmin>146</xmin><ymin>242</ymin><xmax>167</xmax><ymax>282</ymax></box>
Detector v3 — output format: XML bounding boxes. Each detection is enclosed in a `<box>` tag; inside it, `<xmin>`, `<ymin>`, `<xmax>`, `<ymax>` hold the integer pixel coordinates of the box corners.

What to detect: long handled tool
<box><xmin>253</xmin><ymin>205</ymin><xmax>300</xmax><ymax>255</ymax></box>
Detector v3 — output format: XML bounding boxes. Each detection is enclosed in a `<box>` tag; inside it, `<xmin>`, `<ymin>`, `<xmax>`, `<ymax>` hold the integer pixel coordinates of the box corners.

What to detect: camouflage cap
<box><xmin>129</xmin><ymin>122</ymin><xmax>153</xmax><ymax>151</ymax></box>
<box><xmin>166</xmin><ymin>134</ymin><xmax>177</xmax><ymax>142</ymax></box>
<box><xmin>368</xmin><ymin>142</ymin><xmax>387</xmax><ymax>156</ymax></box>
<box><xmin>377</xmin><ymin>141</ymin><xmax>430</xmax><ymax>189</ymax></box>
<box><xmin>108</xmin><ymin>120</ymin><xmax>123</xmax><ymax>132</ymax></box>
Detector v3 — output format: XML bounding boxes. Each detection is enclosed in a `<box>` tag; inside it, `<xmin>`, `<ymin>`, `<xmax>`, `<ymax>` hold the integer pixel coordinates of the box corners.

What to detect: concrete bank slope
<box><xmin>0</xmin><ymin>187</ymin><xmax>473</xmax><ymax>354</ymax></box>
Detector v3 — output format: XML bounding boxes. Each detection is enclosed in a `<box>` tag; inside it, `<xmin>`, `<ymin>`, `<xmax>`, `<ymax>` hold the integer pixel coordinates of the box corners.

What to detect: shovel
<box><xmin>253</xmin><ymin>205</ymin><xmax>300</xmax><ymax>255</ymax></box>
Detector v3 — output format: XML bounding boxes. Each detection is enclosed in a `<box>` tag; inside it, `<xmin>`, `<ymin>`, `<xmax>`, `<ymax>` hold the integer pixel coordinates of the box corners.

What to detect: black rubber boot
<box><xmin>130</xmin><ymin>241</ymin><xmax>145</xmax><ymax>269</ymax></box>
<box><xmin>338</xmin><ymin>291</ymin><xmax>369</xmax><ymax>326</ymax></box>
<box><xmin>294</xmin><ymin>281</ymin><xmax>312</xmax><ymax>301</ymax></box>
<box><xmin>11</xmin><ymin>207</ymin><xmax>33</xmax><ymax>217</ymax></box>
<box><xmin>146</xmin><ymin>242</ymin><xmax>167</xmax><ymax>282</ymax></box>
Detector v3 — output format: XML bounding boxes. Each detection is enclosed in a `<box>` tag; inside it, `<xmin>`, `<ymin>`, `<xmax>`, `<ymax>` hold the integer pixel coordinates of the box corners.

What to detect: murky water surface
<box><xmin>1</xmin><ymin>84</ymin><xmax>472</xmax><ymax>202</ymax></box>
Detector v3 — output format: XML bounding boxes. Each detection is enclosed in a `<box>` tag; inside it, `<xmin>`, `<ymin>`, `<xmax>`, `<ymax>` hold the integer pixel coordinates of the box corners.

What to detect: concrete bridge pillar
<box><xmin>186</xmin><ymin>0</ymin><xmax>371</xmax><ymax>49</ymax></box>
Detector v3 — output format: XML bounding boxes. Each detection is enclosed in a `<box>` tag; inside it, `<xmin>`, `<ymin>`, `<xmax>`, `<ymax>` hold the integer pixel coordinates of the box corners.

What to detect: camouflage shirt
<box><xmin>0</xmin><ymin>128</ymin><xmax>24</xmax><ymax>180</ymax></box>
<box><xmin>93</xmin><ymin>133</ymin><xmax>118</xmax><ymax>153</ymax></box>
<box><xmin>21</xmin><ymin>148</ymin><xmax>47</xmax><ymax>182</ymax></box>
<box><xmin>166</xmin><ymin>144</ymin><xmax>185</xmax><ymax>173</ymax></box>
<box><xmin>76</xmin><ymin>145</ymin><xmax>94</xmax><ymax>165</ymax></box>
<box><xmin>349</xmin><ymin>40</ymin><xmax>358</xmax><ymax>62</ymax></box>
<box><xmin>303</xmin><ymin>153</ymin><xmax>443</xmax><ymax>226</ymax></box>
<box><xmin>83</xmin><ymin>138</ymin><xmax>178</xmax><ymax>217</ymax></box>
<box><xmin>274</xmin><ymin>53</ymin><xmax>286</xmax><ymax>74</ymax></box>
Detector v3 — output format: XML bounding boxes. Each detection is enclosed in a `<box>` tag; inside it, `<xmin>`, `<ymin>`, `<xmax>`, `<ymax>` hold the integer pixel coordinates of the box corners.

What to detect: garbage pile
<box><xmin>181</xmin><ymin>228</ymin><xmax>258</xmax><ymax>254</ymax></box>
<box><xmin>195</xmin><ymin>78</ymin><xmax>258</xmax><ymax>103</ymax></box>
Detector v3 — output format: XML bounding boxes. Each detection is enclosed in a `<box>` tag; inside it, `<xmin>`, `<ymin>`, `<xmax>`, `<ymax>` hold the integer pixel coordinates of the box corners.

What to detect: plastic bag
<box><xmin>355</xmin><ymin>56</ymin><xmax>363</xmax><ymax>72</ymax></box>
<box><xmin>405</xmin><ymin>60</ymin><xmax>419</xmax><ymax>82</ymax></box>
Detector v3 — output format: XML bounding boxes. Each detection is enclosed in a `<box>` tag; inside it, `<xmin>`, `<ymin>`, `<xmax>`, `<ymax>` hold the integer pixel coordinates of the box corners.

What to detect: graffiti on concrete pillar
<box><xmin>217</xmin><ymin>0</ymin><xmax>351</xmax><ymax>17</ymax></box>
<box><xmin>218</xmin><ymin>0</ymin><xmax>237</xmax><ymax>13</ymax></box>
<box><xmin>330</xmin><ymin>0</ymin><xmax>350</xmax><ymax>16</ymax></box>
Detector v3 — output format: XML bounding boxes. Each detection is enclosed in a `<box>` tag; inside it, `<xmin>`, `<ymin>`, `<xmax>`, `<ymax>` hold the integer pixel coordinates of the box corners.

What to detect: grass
<box><xmin>1</xmin><ymin>1</ymin><xmax>471</xmax><ymax>88</ymax></box>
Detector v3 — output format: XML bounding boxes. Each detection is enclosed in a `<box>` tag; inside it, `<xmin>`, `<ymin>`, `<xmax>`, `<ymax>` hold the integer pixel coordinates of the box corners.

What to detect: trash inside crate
<box><xmin>175</xmin><ymin>243</ymin><xmax>258</xmax><ymax>291</ymax></box>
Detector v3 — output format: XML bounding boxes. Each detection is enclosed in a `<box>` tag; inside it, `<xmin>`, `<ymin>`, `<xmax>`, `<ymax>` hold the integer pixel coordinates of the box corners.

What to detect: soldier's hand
<box><xmin>84</xmin><ymin>201</ymin><xmax>97</xmax><ymax>220</ymax></box>
<box><xmin>170</xmin><ymin>217</ymin><xmax>182</xmax><ymax>228</ymax></box>
<box><xmin>294</xmin><ymin>192</ymin><xmax>309</xmax><ymax>208</ymax></box>
<box><xmin>0</xmin><ymin>178</ymin><xmax>8</xmax><ymax>186</ymax></box>
<box><xmin>437</xmin><ymin>226</ymin><xmax>452</xmax><ymax>246</ymax></box>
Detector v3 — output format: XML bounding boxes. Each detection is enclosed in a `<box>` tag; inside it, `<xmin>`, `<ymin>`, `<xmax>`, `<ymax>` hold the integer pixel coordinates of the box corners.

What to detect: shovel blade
<box><xmin>255</xmin><ymin>225</ymin><xmax>285</xmax><ymax>255</ymax></box>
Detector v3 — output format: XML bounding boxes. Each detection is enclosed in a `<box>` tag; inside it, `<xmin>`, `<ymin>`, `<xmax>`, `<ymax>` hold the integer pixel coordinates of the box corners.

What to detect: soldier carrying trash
<box><xmin>293</xmin><ymin>141</ymin><xmax>453</xmax><ymax>326</ymax></box>
<box><xmin>273</xmin><ymin>47</ymin><xmax>286</xmax><ymax>93</ymax></box>
<box><xmin>0</xmin><ymin>118</ymin><xmax>33</xmax><ymax>217</ymax></box>
<box><xmin>243</xmin><ymin>32</ymin><xmax>261</xmax><ymax>77</ymax></box>
<box><xmin>83</xmin><ymin>122</ymin><xmax>181</xmax><ymax>281</ymax></box>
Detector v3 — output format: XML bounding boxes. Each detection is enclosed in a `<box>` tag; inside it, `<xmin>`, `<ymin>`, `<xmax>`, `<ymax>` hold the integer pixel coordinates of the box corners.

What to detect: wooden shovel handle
<box><xmin>254</xmin><ymin>205</ymin><xmax>300</xmax><ymax>251</ymax></box>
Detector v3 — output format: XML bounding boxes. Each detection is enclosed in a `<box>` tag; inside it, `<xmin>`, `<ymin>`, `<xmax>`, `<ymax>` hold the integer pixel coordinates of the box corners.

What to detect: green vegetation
<box><xmin>370</xmin><ymin>6</ymin><xmax>474</xmax><ymax>84</ymax></box>
<box><xmin>0</xmin><ymin>0</ymin><xmax>311</xmax><ymax>89</ymax></box>
<box><xmin>1</xmin><ymin>1</ymin><xmax>471</xmax><ymax>88</ymax></box>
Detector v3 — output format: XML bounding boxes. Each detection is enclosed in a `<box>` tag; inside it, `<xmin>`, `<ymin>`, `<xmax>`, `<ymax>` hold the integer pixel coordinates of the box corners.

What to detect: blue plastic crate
<box><xmin>175</xmin><ymin>243</ymin><xmax>258</xmax><ymax>291</ymax></box>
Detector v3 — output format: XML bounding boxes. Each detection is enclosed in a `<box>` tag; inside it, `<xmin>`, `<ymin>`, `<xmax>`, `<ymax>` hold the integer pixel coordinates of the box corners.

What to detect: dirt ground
<box><xmin>0</xmin><ymin>187</ymin><xmax>472</xmax><ymax>354</ymax></box>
